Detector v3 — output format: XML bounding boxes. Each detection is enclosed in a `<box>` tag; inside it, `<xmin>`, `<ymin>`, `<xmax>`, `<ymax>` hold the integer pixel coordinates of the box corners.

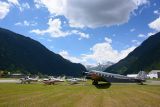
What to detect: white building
<box><xmin>147</xmin><ymin>70</ymin><xmax>160</xmax><ymax>79</ymax></box>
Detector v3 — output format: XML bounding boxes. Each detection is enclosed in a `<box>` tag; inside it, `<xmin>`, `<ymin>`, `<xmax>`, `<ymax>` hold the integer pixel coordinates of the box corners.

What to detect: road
<box><xmin>0</xmin><ymin>79</ymin><xmax>19</xmax><ymax>83</ymax></box>
<box><xmin>146</xmin><ymin>80</ymin><xmax>160</xmax><ymax>85</ymax></box>
<box><xmin>0</xmin><ymin>79</ymin><xmax>160</xmax><ymax>85</ymax></box>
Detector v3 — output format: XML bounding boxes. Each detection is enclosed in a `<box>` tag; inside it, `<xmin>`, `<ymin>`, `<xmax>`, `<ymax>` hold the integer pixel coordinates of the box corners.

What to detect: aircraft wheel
<box><xmin>140</xmin><ymin>82</ymin><xmax>143</xmax><ymax>85</ymax></box>
<box><xmin>92</xmin><ymin>80</ymin><xmax>98</xmax><ymax>85</ymax></box>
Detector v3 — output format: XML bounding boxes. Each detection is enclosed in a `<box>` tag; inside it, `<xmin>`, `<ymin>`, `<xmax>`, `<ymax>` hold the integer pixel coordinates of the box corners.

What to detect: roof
<box><xmin>11</xmin><ymin>73</ymin><xmax>24</xmax><ymax>76</ymax></box>
<box><xmin>149</xmin><ymin>70</ymin><xmax>160</xmax><ymax>74</ymax></box>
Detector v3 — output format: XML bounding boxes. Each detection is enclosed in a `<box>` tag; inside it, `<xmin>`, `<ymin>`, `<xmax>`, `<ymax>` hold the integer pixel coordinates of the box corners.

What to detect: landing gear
<box><xmin>137</xmin><ymin>80</ymin><xmax>144</xmax><ymax>85</ymax></box>
<box><xmin>92</xmin><ymin>80</ymin><xmax>98</xmax><ymax>85</ymax></box>
<box><xmin>139</xmin><ymin>82</ymin><xmax>143</xmax><ymax>85</ymax></box>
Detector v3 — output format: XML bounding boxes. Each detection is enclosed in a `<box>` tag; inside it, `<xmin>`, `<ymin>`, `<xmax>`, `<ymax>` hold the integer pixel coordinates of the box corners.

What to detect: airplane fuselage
<box><xmin>85</xmin><ymin>71</ymin><xmax>145</xmax><ymax>85</ymax></box>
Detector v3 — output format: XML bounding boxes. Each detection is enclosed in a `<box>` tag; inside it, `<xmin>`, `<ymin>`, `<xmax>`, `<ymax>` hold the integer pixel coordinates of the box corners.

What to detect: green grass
<box><xmin>0</xmin><ymin>82</ymin><xmax>160</xmax><ymax>107</ymax></box>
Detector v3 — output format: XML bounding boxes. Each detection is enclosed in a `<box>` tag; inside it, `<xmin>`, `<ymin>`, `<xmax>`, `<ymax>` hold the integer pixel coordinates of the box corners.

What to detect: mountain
<box><xmin>104</xmin><ymin>32</ymin><xmax>160</xmax><ymax>75</ymax></box>
<box><xmin>0</xmin><ymin>28</ymin><xmax>87</xmax><ymax>77</ymax></box>
<box><xmin>86</xmin><ymin>62</ymin><xmax>114</xmax><ymax>71</ymax></box>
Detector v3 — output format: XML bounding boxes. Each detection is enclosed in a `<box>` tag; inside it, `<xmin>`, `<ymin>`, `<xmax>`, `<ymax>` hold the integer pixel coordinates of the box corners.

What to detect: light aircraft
<box><xmin>66</xmin><ymin>78</ymin><xmax>79</xmax><ymax>84</ymax></box>
<box><xmin>43</xmin><ymin>77</ymin><xmax>64</xmax><ymax>85</ymax></box>
<box><xmin>66</xmin><ymin>78</ymin><xmax>87</xmax><ymax>84</ymax></box>
<box><xmin>20</xmin><ymin>76</ymin><xmax>39</xmax><ymax>84</ymax></box>
<box><xmin>74</xmin><ymin>78</ymin><xmax>87</xmax><ymax>82</ymax></box>
<box><xmin>84</xmin><ymin>70</ymin><xmax>147</xmax><ymax>85</ymax></box>
<box><xmin>49</xmin><ymin>77</ymin><xmax>65</xmax><ymax>82</ymax></box>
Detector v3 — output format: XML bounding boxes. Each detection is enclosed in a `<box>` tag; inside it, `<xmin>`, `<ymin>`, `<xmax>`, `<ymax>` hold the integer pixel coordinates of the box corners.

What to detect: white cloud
<box><xmin>7</xmin><ymin>0</ymin><xmax>30</xmax><ymax>12</ymax></box>
<box><xmin>19</xmin><ymin>3</ymin><xmax>30</xmax><ymax>12</ymax></box>
<box><xmin>0</xmin><ymin>0</ymin><xmax>31</xmax><ymax>20</ymax></box>
<box><xmin>82</xmin><ymin>38</ymin><xmax>136</xmax><ymax>63</ymax></box>
<box><xmin>59</xmin><ymin>50</ymin><xmax>87</xmax><ymax>63</ymax></box>
<box><xmin>24</xmin><ymin>21</ymin><xmax>30</xmax><ymax>26</ymax></box>
<box><xmin>132</xmin><ymin>0</ymin><xmax>148</xmax><ymax>6</ymax></box>
<box><xmin>59</xmin><ymin>38</ymin><xmax>136</xmax><ymax>65</ymax></box>
<box><xmin>31</xmin><ymin>18</ymin><xmax>69</xmax><ymax>37</ymax></box>
<box><xmin>104</xmin><ymin>37</ymin><xmax>112</xmax><ymax>43</ymax></box>
<box><xmin>31</xmin><ymin>18</ymin><xmax>90</xmax><ymax>39</ymax></box>
<box><xmin>0</xmin><ymin>1</ymin><xmax>10</xmax><ymax>19</ymax></box>
<box><xmin>153</xmin><ymin>10</ymin><xmax>160</xmax><ymax>15</ymax></box>
<box><xmin>130</xmin><ymin>28</ymin><xmax>135</xmax><ymax>32</ymax></box>
<box><xmin>15</xmin><ymin>22</ymin><xmax>22</xmax><ymax>26</ymax></box>
<box><xmin>118</xmin><ymin>47</ymin><xmax>136</xmax><ymax>60</ymax></box>
<box><xmin>34</xmin><ymin>0</ymin><xmax>64</xmax><ymax>15</ymax></box>
<box><xmin>71</xmin><ymin>30</ymin><xmax>90</xmax><ymax>40</ymax></box>
<box><xmin>22</xmin><ymin>3</ymin><xmax>30</xmax><ymax>9</ymax></box>
<box><xmin>7</xmin><ymin>0</ymin><xmax>20</xmax><ymax>6</ymax></box>
<box><xmin>15</xmin><ymin>20</ymin><xmax>37</xmax><ymax>26</ymax></box>
<box><xmin>34</xmin><ymin>0</ymin><xmax>148</xmax><ymax>28</ymax></box>
<box><xmin>148</xmin><ymin>17</ymin><xmax>160</xmax><ymax>31</ymax></box>
<box><xmin>137</xmin><ymin>32</ymin><xmax>156</xmax><ymax>39</ymax></box>
<box><xmin>138</xmin><ymin>34</ymin><xmax>146</xmax><ymax>38</ymax></box>
<box><xmin>131</xmin><ymin>39</ymin><xmax>141</xmax><ymax>45</ymax></box>
<box><xmin>154</xmin><ymin>10</ymin><xmax>158</xmax><ymax>14</ymax></box>
<box><xmin>153</xmin><ymin>9</ymin><xmax>160</xmax><ymax>22</ymax></box>
<box><xmin>69</xmin><ymin>20</ymin><xmax>85</xmax><ymax>28</ymax></box>
<box><xmin>147</xmin><ymin>32</ymin><xmax>156</xmax><ymax>37</ymax></box>
<box><xmin>47</xmin><ymin>39</ymin><xmax>52</xmax><ymax>42</ymax></box>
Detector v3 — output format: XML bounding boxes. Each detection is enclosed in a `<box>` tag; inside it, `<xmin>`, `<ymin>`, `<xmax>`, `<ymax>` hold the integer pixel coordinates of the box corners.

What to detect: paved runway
<box><xmin>146</xmin><ymin>80</ymin><xmax>160</xmax><ymax>85</ymax></box>
<box><xmin>0</xmin><ymin>79</ymin><xmax>160</xmax><ymax>85</ymax></box>
<box><xmin>0</xmin><ymin>79</ymin><xmax>19</xmax><ymax>83</ymax></box>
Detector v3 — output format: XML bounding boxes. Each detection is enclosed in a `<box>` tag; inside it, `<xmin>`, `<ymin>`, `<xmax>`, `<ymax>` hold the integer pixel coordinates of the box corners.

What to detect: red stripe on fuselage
<box><xmin>90</xmin><ymin>73</ymin><xmax>101</xmax><ymax>80</ymax></box>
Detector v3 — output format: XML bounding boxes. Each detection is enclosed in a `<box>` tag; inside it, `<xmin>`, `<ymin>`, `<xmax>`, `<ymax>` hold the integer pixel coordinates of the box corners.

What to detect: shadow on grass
<box><xmin>137</xmin><ymin>83</ymin><xmax>147</xmax><ymax>85</ymax></box>
<box><xmin>95</xmin><ymin>82</ymin><xmax>111</xmax><ymax>89</ymax></box>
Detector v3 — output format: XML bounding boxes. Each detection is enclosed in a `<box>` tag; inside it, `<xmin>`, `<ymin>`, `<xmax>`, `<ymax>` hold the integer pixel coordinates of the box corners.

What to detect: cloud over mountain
<box><xmin>82</xmin><ymin>38</ymin><xmax>136</xmax><ymax>63</ymax></box>
<box><xmin>149</xmin><ymin>17</ymin><xmax>160</xmax><ymax>32</ymax></box>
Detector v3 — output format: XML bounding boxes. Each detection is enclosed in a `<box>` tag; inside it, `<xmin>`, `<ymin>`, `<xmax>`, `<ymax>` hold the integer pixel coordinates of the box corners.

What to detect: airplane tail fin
<box><xmin>136</xmin><ymin>71</ymin><xmax>147</xmax><ymax>80</ymax></box>
<box><xmin>35</xmin><ymin>76</ymin><xmax>39</xmax><ymax>79</ymax></box>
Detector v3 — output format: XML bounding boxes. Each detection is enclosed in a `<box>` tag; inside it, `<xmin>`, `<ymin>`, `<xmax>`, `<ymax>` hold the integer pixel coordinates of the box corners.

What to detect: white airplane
<box><xmin>51</xmin><ymin>77</ymin><xmax>65</xmax><ymax>82</ymax></box>
<box><xmin>84</xmin><ymin>70</ymin><xmax>147</xmax><ymax>85</ymax></box>
<box><xmin>66</xmin><ymin>78</ymin><xmax>79</xmax><ymax>84</ymax></box>
<box><xmin>43</xmin><ymin>77</ymin><xmax>64</xmax><ymax>85</ymax></box>
<box><xmin>74</xmin><ymin>78</ymin><xmax>87</xmax><ymax>82</ymax></box>
<box><xmin>20</xmin><ymin>76</ymin><xmax>39</xmax><ymax>84</ymax></box>
<box><xmin>66</xmin><ymin>78</ymin><xmax>86</xmax><ymax>85</ymax></box>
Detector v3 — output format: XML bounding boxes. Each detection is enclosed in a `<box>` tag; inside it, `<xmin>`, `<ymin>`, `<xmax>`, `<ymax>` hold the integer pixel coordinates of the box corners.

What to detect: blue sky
<box><xmin>0</xmin><ymin>0</ymin><xmax>160</xmax><ymax>65</ymax></box>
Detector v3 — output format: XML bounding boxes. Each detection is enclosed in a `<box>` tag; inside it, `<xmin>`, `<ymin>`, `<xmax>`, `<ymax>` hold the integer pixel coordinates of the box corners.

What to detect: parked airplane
<box><xmin>84</xmin><ymin>70</ymin><xmax>147</xmax><ymax>85</ymax></box>
<box><xmin>20</xmin><ymin>76</ymin><xmax>39</xmax><ymax>84</ymax></box>
<box><xmin>74</xmin><ymin>78</ymin><xmax>87</xmax><ymax>82</ymax></box>
<box><xmin>43</xmin><ymin>77</ymin><xmax>64</xmax><ymax>85</ymax></box>
<box><xmin>49</xmin><ymin>77</ymin><xmax>65</xmax><ymax>82</ymax></box>
<box><xmin>66</xmin><ymin>78</ymin><xmax>86</xmax><ymax>84</ymax></box>
<box><xmin>66</xmin><ymin>78</ymin><xmax>79</xmax><ymax>84</ymax></box>
<box><xmin>43</xmin><ymin>79</ymin><xmax>56</xmax><ymax>85</ymax></box>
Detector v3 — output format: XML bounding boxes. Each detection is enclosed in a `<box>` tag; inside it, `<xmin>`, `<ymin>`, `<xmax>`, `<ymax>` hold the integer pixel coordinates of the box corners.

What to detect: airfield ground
<box><xmin>0</xmin><ymin>81</ymin><xmax>160</xmax><ymax>107</ymax></box>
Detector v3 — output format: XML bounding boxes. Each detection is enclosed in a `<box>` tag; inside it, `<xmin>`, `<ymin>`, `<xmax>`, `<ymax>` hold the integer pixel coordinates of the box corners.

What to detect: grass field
<box><xmin>0</xmin><ymin>82</ymin><xmax>160</xmax><ymax>107</ymax></box>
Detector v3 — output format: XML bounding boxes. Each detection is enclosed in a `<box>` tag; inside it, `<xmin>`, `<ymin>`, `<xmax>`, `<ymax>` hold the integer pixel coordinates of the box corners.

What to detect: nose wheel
<box><xmin>92</xmin><ymin>80</ymin><xmax>98</xmax><ymax>85</ymax></box>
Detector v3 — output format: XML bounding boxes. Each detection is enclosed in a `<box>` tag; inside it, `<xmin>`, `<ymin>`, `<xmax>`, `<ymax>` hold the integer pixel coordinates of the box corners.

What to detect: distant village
<box><xmin>1</xmin><ymin>70</ymin><xmax>160</xmax><ymax>79</ymax></box>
